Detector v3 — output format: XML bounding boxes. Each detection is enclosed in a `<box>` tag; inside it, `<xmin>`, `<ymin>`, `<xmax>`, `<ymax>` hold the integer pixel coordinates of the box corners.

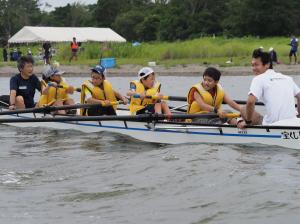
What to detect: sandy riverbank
<box><xmin>1</xmin><ymin>63</ymin><xmax>300</xmax><ymax>77</ymax></box>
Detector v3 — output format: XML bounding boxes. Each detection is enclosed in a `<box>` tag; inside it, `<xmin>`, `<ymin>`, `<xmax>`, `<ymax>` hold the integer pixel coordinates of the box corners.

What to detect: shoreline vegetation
<box><xmin>1</xmin><ymin>36</ymin><xmax>300</xmax><ymax>76</ymax></box>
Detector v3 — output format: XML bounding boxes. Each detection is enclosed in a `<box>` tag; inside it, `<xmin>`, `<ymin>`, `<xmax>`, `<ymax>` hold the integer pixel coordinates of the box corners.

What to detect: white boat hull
<box><xmin>1</xmin><ymin>111</ymin><xmax>300</xmax><ymax>150</ymax></box>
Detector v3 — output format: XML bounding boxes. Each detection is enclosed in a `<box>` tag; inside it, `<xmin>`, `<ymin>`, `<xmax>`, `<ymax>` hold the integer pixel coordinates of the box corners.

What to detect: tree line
<box><xmin>1</xmin><ymin>0</ymin><xmax>300</xmax><ymax>45</ymax></box>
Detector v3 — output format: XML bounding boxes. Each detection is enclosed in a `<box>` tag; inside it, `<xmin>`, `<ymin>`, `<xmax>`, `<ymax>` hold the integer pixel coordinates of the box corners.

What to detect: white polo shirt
<box><xmin>249</xmin><ymin>69</ymin><xmax>300</xmax><ymax>125</ymax></box>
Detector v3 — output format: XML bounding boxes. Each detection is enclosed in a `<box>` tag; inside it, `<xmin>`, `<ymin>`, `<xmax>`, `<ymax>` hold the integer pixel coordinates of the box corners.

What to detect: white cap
<box><xmin>269</xmin><ymin>47</ymin><xmax>273</xmax><ymax>51</ymax></box>
<box><xmin>138</xmin><ymin>67</ymin><xmax>154</xmax><ymax>80</ymax></box>
<box><xmin>259</xmin><ymin>46</ymin><xmax>264</xmax><ymax>49</ymax></box>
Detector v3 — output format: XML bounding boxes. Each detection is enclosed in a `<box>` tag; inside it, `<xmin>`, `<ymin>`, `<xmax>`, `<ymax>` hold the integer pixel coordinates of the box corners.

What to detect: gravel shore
<box><xmin>1</xmin><ymin>63</ymin><xmax>300</xmax><ymax>77</ymax></box>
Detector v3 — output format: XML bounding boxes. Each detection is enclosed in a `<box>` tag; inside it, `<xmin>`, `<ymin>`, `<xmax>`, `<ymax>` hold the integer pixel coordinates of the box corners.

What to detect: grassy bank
<box><xmin>0</xmin><ymin>37</ymin><xmax>293</xmax><ymax>67</ymax></box>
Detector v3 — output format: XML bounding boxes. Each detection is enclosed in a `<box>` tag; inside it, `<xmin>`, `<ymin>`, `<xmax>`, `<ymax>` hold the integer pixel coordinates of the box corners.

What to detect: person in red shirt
<box><xmin>69</xmin><ymin>37</ymin><xmax>79</xmax><ymax>62</ymax></box>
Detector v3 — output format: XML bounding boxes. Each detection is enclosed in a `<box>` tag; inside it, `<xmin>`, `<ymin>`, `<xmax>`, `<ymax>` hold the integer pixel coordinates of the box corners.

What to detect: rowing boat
<box><xmin>0</xmin><ymin>108</ymin><xmax>300</xmax><ymax>150</ymax></box>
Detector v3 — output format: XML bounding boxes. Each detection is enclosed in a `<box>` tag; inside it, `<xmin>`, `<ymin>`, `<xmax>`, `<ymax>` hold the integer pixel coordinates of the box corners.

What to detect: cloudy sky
<box><xmin>40</xmin><ymin>0</ymin><xmax>97</xmax><ymax>11</ymax></box>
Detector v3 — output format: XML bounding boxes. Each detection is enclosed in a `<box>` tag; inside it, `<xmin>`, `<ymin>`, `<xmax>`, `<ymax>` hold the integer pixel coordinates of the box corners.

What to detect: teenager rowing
<box><xmin>187</xmin><ymin>67</ymin><xmax>241</xmax><ymax>124</ymax></box>
<box><xmin>237</xmin><ymin>49</ymin><xmax>300</xmax><ymax>128</ymax></box>
<box><xmin>37</xmin><ymin>65</ymin><xmax>75</xmax><ymax>114</ymax></box>
<box><xmin>80</xmin><ymin>65</ymin><xmax>128</xmax><ymax>116</ymax></box>
<box><xmin>127</xmin><ymin>67</ymin><xmax>172</xmax><ymax>115</ymax></box>
<box><xmin>9</xmin><ymin>56</ymin><xmax>41</xmax><ymax>110</ymax></box>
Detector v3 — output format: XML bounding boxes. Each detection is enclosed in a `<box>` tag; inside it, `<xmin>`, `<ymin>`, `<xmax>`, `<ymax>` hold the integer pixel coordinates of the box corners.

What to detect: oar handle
<box><xmin>57</xmin><ymin>84</ymin><xmax>81</xmax><ymax>92</ymax></box>
<box><xmin>48</xmin><ymin>83</ymin><xmax>81</xmax><ymax>92</ymax></box>
<box><xmin>132</xmin><ymin>94</ymin><xmax>161</xmax><ymax>100</ymax></box>
<box><xmin>132</xmin><ymin>94</ymin><xmax>186</xmax><ymax>101</ymax></box>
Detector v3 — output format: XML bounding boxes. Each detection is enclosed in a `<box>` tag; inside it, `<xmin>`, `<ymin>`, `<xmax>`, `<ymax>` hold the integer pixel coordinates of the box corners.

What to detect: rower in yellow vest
<box><xmin>187</xmin><ymin>67</ymin><xmax>241</xmax><ymax>124</ymax></box>
<box><xmin>127</xmin><ymin>67</ymin><xmax>171</xmax><ymax>115</ymax></box>
<box><xmin>38</xmin><ymin>65</ymin><xmax>75</xmax><ymax>114</ymax></box>
<box><xmin>80</xmin><ymin>65</ymin><xmax>128</xmax><ymax>116</ymax></box>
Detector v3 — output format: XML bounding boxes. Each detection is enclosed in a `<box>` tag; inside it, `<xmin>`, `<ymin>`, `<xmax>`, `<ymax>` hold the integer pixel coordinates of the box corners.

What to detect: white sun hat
<box><xmin>138</xmin><ymin>67</ymin><xmax>154</xmax><ymax>80</ymax></box>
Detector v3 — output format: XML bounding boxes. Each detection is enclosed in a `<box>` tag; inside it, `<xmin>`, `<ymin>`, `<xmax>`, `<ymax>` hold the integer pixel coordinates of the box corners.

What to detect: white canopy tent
<box><xmin>8</xmin><ymin>26</ymin><xmax>126</xmax><ymax>43</ymax></box>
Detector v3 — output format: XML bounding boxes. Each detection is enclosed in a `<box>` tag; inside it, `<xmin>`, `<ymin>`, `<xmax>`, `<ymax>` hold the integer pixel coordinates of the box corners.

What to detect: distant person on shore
<box><xmin>11</xmin><ymin>48</ymin><xmax>19</xmax><ymax>61</ymax></box>
<box><xmin>69</xmin><ymin>37</ymin><xmax>79</xmax><ymax>62</ymax></box>
<box><xmin>187</xmin><ymin>67</ymin><xmax>241</xmax><ymax>125</ymax></box>
<box><xmin>42</xmin><ymin>41</ymin><xmax>51</xmax><ymax>65</ymax></box>
<box><xmin>80</xmin><ymin>65</ymin><xmax>128</xmax><ymax>116</ymax></box>
<box><xmin>9</xmin><ymin>56</ymin><xmax>41</xmax><ymax>110</ymax></box>
<box><xmin>127</xmin><ymin>67</ymin><xmax>172</xmax><ymax>115</ymax></box>
<box><xmin>27</xmin><ymin>48</ymin><xmax>32</xmax><ymax>57</ymax></box>
<box><xmin>237</xmin><ymin>49</ymin><xmax>300</xmax><ymax>128</ymax></box>
<box><xmin>17</xmin><ymin>47</ymin><xmax>22</xmax><ymax>59</ymax></box>
<box><xmin>289</xmin><ymin>35</ymin><xmax>298</xmax><ymax>64</ymax></box>
<box><xmin>269</xmin><ymin>47</ymin><xmax>278</xmax><ymax>64</ymax></box>
<box><xmin>2</xmin><ymin>45</ymin><xmax>8</xmax><ymax>62</ymax></box>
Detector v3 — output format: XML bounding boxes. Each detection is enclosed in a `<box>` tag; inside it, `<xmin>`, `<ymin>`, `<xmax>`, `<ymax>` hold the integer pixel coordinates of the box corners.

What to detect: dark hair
<box><xmin>141</xmin><ymin>74</ymin><xmax>150</xmax><ymax>80</ymax></box>
<box><xmin>91</xmin><ymin>71</ymin><xmax>105</xmax><ymax>80</ymax></box>
<box><xmin>17</xmin><ymin>56</ymin><xmax>34</xmax><ymax>71</ymax></box>
<box><xmin>203</xmin><ymin>67</ymin><xmax>221</xmax><ymax>81</ymax></box>
<box><xmin>42</xmin><ymin>74</ymin><xmax>51</xmax><ymax>82</ymax></box>
<box><xmin>252</xmin><ymin>49</ymin><xmax>273</xmax><ymax>69</ymax></box>
<box><xmin>139</xmin><ymin>72</ymin><xmax>154</xmax><ymax>81</ymax></box>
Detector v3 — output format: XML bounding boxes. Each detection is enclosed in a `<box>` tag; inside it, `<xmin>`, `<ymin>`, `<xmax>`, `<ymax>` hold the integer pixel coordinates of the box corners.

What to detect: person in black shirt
<box><xmin>9</xmin><ymin>56</ymin><xmax>41</xmax><ymax>110</ymax></box>
<box><xmin>269</xmin><ymin>47</ymin><xmax>278</xmax><ymax>64</ymax></box>
<box><xmin>2</xmin><ymin>45</ymin><xmax>8</xmax><ymax>62</ymax></box>
<box><xmin>42</xmin><ymin>41</ymin><xmax>51</xmax><ymax>64</ymax></box>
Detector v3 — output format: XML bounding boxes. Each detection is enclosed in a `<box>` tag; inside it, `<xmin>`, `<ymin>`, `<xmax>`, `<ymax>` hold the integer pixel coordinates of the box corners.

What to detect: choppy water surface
<box><xmin>1</xmin><ymin>75</ymin><xmax>300</xmax><ymax>223</ymax></box>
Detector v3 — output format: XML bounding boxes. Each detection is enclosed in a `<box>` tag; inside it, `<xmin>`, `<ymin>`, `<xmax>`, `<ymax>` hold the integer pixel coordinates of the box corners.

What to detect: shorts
<box><xmin>87</xmin><ymin>105</ymin><xmax>116</xmax><ymax>116</ymax></box>
<box><xmin>136</xmin><ymin>104</ymin><xmax>155</xmax><ymax>115</ymax></box>
<box><xmin>192</xmin><ymin>117</ymin><xmax>227</xmax><ymax>124</ymax></box>
<box><xmin>44</xmin><ymin>52</ymin><xmax>51</xmax><ymax>59</ymax></box>
<box><xmin>289</xmin><ymin>50</ymin><xmax>297</xmax><ymax>57</ymax></box>
<box><xmin>254</xmin><ymin>114</ymin><xmax>263</xmax><ymax>125</ymax></box>
<box><xmin>191</xmin><ymin>109</ymin><xmax>236</xmax><ymax>125</ymax></box>
<box><xmin>72</xmin><ymin>49</ymin><xmax>78</xmax><ymax>53</ymax></box>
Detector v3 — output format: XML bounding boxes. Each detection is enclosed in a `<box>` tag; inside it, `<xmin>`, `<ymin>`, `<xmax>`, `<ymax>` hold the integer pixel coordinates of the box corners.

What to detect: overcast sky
<box><xmin>40</xmin><ymin>0</ymin><xmax>97</xmax><ymax>11</ymax></box>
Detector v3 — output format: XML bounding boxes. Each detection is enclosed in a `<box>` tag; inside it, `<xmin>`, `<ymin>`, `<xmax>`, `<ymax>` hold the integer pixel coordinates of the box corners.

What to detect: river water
<box><xmin>1</xmin><ymin>74</ymin><xmax>300</xmax><ymax>224</ymax></box>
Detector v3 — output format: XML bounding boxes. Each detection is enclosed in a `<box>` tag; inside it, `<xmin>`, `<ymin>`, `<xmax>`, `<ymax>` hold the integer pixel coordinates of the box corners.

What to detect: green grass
<box><xmin>0</xmin><ymin>36</ymin><xmax>293</xmax><ymax>67</ymax></box>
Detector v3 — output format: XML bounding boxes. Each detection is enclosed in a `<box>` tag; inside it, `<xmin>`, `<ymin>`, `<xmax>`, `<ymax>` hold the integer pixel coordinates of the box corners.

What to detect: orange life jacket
<box><xmin>71</xmin><ymin>42</ymin><xmax>78</xmax><ymax>50</ymax></box>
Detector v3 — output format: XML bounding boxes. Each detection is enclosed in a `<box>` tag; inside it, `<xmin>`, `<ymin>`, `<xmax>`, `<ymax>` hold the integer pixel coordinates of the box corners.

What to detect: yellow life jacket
<box><xmin>129</xmin><ymin>80</ymin><xmax>161</xmax><ymax>114</ymax></box>
<box><xmin>80</xmin><ymin>80</ymin><xmax>117</xmax><ymax>115</ymax></box>
<box><xmin>187</xmin><ymin>83</ymin><xmax>225</xmax><ymax>114</ymax></box>
<box><xmin>38</xmin><ymin>79</ymin><xmax>70</xmax><ymax>107</ymax></box>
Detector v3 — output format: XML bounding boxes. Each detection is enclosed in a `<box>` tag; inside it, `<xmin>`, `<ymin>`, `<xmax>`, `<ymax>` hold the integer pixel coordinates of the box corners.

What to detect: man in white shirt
<box><xmin>238</xmin><ymin>49</ymin><xmax>300</xmax><ymax>128</ymax></box>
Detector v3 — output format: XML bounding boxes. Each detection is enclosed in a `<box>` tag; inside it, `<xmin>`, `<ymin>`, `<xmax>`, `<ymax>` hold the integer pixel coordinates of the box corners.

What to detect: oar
<box><xmin>0</xmin><ymin>100</ymin><xmax>9</xmax><ymax>107</ymax></box>
<box><xmin>0</xmin><ymin>95</ymin><xmax>10</xmax><ymax>107</ymax></box>
<box><xmin>0</xmin><ymin>101</ymin><xmax>123</xmax><ymax>116</ymax></box>
<box><xmin>133</xmin><ymin>94</ymin><xmax>186</xmax><ymax>101</ymax></box>
<box><xmin>57</xmin><ymin>85</ymin><xmax>81</xmax><ymax>92</ymax></box>
<box><xmin>0</xmin><ymin>112</ymin><xmax>239</xmax><ymax>124</ymax></box>
<box><xmin>234</xmin><ymin>100</ymin><xmax>264</xmax><ymax>106</ymax></box>
<box><xmin>132</xmin><ymin>94</ymin><xmax>265</xmax><ymax>106</ymax></box>
<box><xmin>48</xmin><ymin>83</ymin><xmax>81</xmax><ymax>92</ymax></box>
